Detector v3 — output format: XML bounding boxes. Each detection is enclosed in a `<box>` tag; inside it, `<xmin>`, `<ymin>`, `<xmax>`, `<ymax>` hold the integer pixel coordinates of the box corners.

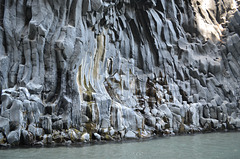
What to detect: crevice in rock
<box><xmin>68</xmin><ymin>0</ymin><xmax>78</xmax><ymax>27</ymax></box>
<box><xmin>24</xmin><ymin>0</ymin><xmax>32</xmax><ymax>26</ymax></box>
<box><xmin>0</xmin><ymin>0</ymin><xmax>4</xmax><ymax>28</ymax></box>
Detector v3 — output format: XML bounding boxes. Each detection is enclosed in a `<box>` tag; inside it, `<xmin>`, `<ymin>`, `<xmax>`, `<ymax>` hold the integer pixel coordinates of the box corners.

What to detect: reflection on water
<box><xmin>0</xmin><ymin>132</ymin><xmax>240</xmax><ymax>159</ymax></box>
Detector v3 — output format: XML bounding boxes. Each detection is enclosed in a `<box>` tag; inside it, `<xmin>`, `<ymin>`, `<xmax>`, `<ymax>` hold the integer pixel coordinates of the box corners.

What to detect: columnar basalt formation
<box><xmin>0</xmin><ymin>0</ymin><xmax>240</xmax><ymax>146</ymax></box>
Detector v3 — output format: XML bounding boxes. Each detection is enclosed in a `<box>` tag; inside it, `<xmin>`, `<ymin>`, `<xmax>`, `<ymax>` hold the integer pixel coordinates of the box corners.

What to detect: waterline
<box><xmin>1</xmin><ymin>132</ymin><xmax>240</xmax><ymax>159</ymax></box>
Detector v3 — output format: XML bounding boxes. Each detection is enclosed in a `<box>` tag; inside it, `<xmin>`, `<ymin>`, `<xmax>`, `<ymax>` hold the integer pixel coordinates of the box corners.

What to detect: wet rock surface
<box><xmin>0</xmin><ymin>0</ymin><xmax>240</xmax><ymax>146</ymax></box>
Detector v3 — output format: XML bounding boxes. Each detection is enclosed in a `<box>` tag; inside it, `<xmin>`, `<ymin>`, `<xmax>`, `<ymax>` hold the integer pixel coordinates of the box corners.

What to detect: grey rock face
<box><xmin>7</xmin><ymin>130</ymin><xmax>21</xmax><ymax>146</ymax></box>
<box><xmin>52</xmin><ymin>120</ymin><xmax>63</xmax><ymax>130</ymax></box>
<box><xmin>0</xmin><ymin>0</ymin><xmax>240</xmax><ymax>145</ymax></box>
<box><xmin>125</xmin><ymin>130</ymin><xmax>137</xmax><ymax>139</ymax></box>
<box><xmin>0</xmin><ymin>132</ymin><xmax>5</xmax><ymax>144</ymax></box>
<box><xmin>21</xmin><ymin>129</ymin><xmax>34</xmax><ymax>145</ymax></box>
<box><xmin>40</xmin><ymin>116</ymin><xmax>52</xmax><ymax>134</ymax></box>
<box><xmin>0</xmin><ymin>72</ymin><xmax>2</xmax><ymax>105</ymax></box>
<box><xmin>0</xmin><ymin>116</ymin><xmax>9</xmax><ymax>136</ymax></box>
<box><xmin>93</xmin><ymin>133</ymin><xmax>101</xmax><ymax>141</ymax></box>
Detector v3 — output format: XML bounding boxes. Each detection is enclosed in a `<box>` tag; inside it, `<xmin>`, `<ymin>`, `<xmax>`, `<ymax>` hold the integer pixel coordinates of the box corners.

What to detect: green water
<box><xmin>0</xmin><ymin>132</ymin><xmax>240</xmax><ymax>159</ymax></box>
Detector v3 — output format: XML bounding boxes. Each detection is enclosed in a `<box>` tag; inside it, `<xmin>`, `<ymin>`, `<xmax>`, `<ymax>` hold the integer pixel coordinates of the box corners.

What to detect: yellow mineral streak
<box><xmin>93</xmin><ymin>33</ymin><xmax>106</xmax><ymax>80</ymax></box>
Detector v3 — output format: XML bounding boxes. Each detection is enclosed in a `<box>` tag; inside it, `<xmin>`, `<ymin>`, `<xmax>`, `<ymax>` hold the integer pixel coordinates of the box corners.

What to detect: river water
<box><xmin>0</xmin><ymin>132</ymin><xmax>239</xmax><ymax>159</ymax></box>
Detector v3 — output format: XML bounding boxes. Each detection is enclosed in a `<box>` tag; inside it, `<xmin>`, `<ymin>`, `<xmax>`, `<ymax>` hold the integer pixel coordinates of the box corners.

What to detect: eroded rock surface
<box><xmin>0</xmin><ymin>0</ymin><xmax>240</xmax><ymax>146</ymax></box>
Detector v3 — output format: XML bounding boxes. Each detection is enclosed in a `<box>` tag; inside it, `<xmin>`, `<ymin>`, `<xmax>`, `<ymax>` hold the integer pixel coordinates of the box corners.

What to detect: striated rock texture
<box><xmin>0</xmin><ymin>0</ymin><xmax>240</xmax><ymax>146</ymax></box>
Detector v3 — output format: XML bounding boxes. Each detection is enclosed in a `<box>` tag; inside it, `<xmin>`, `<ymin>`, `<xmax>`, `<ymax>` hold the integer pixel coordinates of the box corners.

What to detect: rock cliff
<box><xmin>0</xmin><ymin>0</ymin><xmax>240</xmax><ymax>146</ymax></box>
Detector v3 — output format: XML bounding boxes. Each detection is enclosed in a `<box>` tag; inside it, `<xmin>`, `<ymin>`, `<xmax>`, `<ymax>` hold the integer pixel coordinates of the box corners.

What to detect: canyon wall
<box><xmin>0</xmin><ymin>0</ymin><xmax>240</xmax><ymax>146</ymax></box>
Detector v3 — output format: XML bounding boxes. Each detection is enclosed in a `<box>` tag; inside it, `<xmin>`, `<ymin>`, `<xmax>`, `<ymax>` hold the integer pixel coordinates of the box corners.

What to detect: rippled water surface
<box><xmin>1</xmin><ymin>132</ymin><xmax>240</xmax><ymax>159</ymax></box>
